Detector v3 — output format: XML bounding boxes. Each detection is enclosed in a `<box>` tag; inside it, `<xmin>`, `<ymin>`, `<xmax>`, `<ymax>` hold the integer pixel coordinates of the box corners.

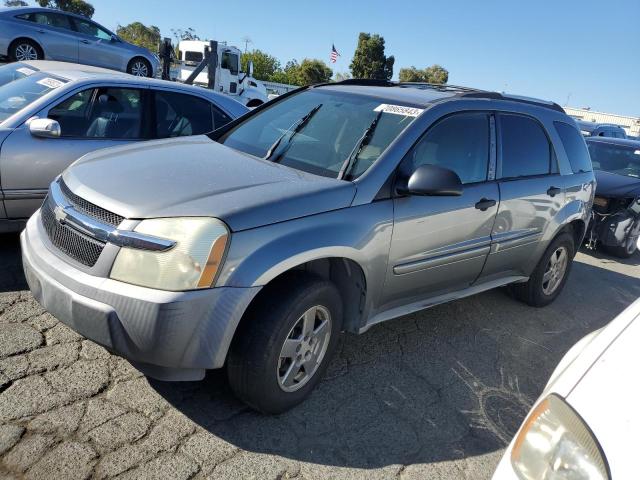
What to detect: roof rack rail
<box><xmin>322</xmin><ymin>78</ymin><xmax>565</xmax><ymax>113</ymax></box>
<box><xmin>330</xmin><ymin>78</ymin><xmax>395</xmax><ymax>87</ymax></box>
<box><xmin>458</xmin><ymin>91</ymin><xmax>565</xmax><ymax>113</ymax></box>
<box><xmin>396</xmin><ymin>82</ymin><xmax>483</xmax><ymax>94</ymax></box>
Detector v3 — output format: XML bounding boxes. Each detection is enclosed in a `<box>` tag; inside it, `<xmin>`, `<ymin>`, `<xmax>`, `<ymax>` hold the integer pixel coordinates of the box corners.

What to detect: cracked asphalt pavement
<box><xmin>0</xmin><ymin>232</ymin><xmax>639</xmax><ymax>480</ymax></box>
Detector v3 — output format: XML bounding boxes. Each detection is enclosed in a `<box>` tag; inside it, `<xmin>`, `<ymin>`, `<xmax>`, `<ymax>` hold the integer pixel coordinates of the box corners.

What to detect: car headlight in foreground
<box><xmin>511</xmin><ymin>394</ymin><xmax>609</xmax><ymax>480</ymax></box>
<box><xmin>110</xmin><ymin>217</ymin><xmax>229</xmax><ymax>291</ymax></box>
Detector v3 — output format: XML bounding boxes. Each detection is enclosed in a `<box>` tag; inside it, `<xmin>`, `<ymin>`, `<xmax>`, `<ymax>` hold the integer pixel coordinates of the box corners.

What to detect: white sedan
<box><xmin>493</xmin><ymin>297</ymin><xmax>640</xmax><ymax>480</ymax></box>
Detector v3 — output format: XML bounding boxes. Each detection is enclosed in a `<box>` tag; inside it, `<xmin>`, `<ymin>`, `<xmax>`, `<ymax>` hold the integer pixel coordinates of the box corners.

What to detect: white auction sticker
<box><xmin>16</xmin><ymin>67</ymin><xmax>36</xmax><ymax>76</ymax></box>
<box><xmin>374</xmin><ymin>104</ymin><xmax>424</xmax><ymax>117</ymax></box>
<box><xmin>36</xmin><ymin>77</ymin><xmax>64</xmax><ymax>89</ymax></box>
<box><xmin>634</xmin><ymin>150</ymin><xmax>640</xmax><ymax>155</ymax></box>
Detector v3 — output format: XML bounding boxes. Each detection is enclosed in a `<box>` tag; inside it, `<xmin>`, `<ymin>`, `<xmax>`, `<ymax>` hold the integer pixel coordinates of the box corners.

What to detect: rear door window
<box><xmin>154</xmin><ymin>91</ymin><xmax>214</xmax><ymax>138</ymax></box>
<box><xmin>499</xmin><ymin>114</ymin><xmax>553</xmax><ymax>178</ymax></box>
<box><xmin>554</xmin><ymin>121</ymin><xmax>593</xmax><ymax>173</ymax></box>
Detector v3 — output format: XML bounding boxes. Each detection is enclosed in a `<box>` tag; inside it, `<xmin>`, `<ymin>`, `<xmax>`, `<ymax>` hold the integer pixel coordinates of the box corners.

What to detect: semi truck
<box><xmin>176</xmin><ymin>40</ymin><xmax>268</xmax><ymax>107</ymax></box>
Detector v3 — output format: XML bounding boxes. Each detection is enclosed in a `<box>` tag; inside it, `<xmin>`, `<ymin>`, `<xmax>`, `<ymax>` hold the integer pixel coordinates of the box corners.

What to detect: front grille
<box><xmin>41</xmin><ymin>199</ymin><xmax>105</xmax><ymax>267</ymax></box>
<box><xmin>59</xmin><ymin>180</ymin><xmax>124</xmax><ymax>227</ymax></box>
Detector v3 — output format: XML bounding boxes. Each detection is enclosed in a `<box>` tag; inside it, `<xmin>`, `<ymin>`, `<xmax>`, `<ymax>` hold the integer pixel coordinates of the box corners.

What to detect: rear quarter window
<box><xmin>554</xmin><ymin>121</ymin><xmax>593</xmax><ymax>173</ymax></box>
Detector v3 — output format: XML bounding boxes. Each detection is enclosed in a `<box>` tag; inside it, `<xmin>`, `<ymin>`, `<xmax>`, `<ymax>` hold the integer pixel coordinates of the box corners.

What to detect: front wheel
<box><xmin>127</xmin><ymin>57</ymin><xmax>152</xmax><ymax>77</ymax></box>
<box><xmin>511</xmin><ymin>232</ymin><xmax>575</xmax><ymax>307</ymax></box>
<box><xmin>605</xmin><ymin>222</ymin><xmax>640</xmax><ymax>258</ymax></box>
<box><xmin>227</xmin><ymin>275</ymin><xmax>343</xmax><ymax>414</ymax></box>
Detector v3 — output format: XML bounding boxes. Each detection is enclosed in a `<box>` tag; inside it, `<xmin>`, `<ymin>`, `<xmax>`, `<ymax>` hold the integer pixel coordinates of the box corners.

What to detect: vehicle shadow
<box><xmin>151</xmin><ymin>255</ymin><xmax>640</xmax><ymax>469</ymax></box>
<box><xmin>0</xmin><ymin>233</ymin><xmax>27</xmax><ymax>293</ymax></box>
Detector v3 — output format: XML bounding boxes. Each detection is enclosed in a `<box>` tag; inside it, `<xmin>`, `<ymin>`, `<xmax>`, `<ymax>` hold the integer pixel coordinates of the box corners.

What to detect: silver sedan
<box><xmin>0</xmin><ymin>60</ymin><xmax>249</xmax><ymax>232</ymax></box>
<box><xmin>0</xmin><ymin>6</ymin><xmax>159</xmax><ymax>77</ymax></box>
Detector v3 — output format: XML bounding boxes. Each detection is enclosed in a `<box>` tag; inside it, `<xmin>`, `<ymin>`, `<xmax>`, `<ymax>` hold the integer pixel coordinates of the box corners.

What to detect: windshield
<box><xmin>0</xmin><ymin>72</ymin><xmax>67</xmax><ymax>122</ymax></box>
<box><xmin>0</xmin><ymin>62</ymin><xmax>39</xmax><ymax>88</ymax></box>
<box><xmin>588</xmin><ymin>142</ymin><xmax>640</xmax><ymax>178</ymax></box>
<box><xmin>218</xmin><ymin>89</ymin><xmax>420</xmax><ymax>179</ymax></box>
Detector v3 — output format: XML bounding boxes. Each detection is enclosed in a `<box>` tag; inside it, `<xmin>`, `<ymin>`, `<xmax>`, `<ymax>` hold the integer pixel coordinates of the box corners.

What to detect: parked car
<box><xmin>21</xmin><ymin>80</ymin><xmax>595</xmax><ymax>413</ymax></box>
<box><xmin>0</xmin><ymin>60</ymin><xmax>248</xmax><ymax>232</ymax></box>
<box><xmin>585</xmin><ymin>137</ymin><xmax>640</xmax><ymax>257</ymax></box>
<box><xmin>0</xmin><ymin>7</ymin><xmax>159</xmax><ymax>77</ymax></box>
<box><xmin>575</xmin><ymin>119</ymin><xmax>627</xmax><ymax>139</ymax></box>
<box><xmin>493</xmin><ymin>297</ymin><xmax>640</xmax><ymax>480</ymax></box>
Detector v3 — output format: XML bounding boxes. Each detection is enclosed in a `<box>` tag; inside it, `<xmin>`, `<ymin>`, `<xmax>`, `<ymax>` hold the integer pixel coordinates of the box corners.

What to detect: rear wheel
<box><xmin>127</xmin><ymin>57</ymin><xmax>152</xmax><ymax>77</ymax></box>
<box><xmin>227</xmin><ymin>274</ymin><xmax>342</xmax><ymax>414</ymax></box>
<box><xmin>511</xmin><ymin>232</ymin><xmax>575</xmax><ymax>307</ymax></box>
<box><xmin>9</xmin><ymin>39</ymin><xmax>42</xmax><ymax>62</ymax></box>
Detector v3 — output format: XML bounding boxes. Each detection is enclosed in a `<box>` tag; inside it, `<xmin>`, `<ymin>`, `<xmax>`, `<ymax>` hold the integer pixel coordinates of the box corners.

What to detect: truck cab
<box><xmin>177</xmin><ymin>40</ymin><xmax>267</xmax><ymax>107</ymax></box>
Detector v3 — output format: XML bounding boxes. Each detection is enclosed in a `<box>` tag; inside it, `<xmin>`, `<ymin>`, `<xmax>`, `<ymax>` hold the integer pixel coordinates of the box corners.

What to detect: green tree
<box><xmin>333</xmin><ymin>71</ymin><xmax>351</xmax><ymax>82</ymax></box>
<box><xmin>295</xmin><ymin>59</ymin><xmax>332</xmax><ymax>85</ymax></box>
<box><xmin>4</xmin><ymin>0</ymin><xmax>29</xmax><ymax>6</ymax></box>
<box><xmin>398</xmin><ymin>66</ymin><xmax>423</xmax><ymax>82</ymax></box>
<box><xmin>171</xmin><ymin>28</ymin><xmax>200</xmax><ymax>42</ymax></box>
<box><xmin>36</xmin><ymin>0</ymin><xmax>94</xmax><ymax>18</ymax></box>
<box><xmin>116</xmin><ymin>22</ymin><xmax>161</xmax><ymax>53</ymax></box>
<box><xmin>424</xmin><ymin>64</ymin><xmax>448</xmax><ymax>84</ymax></box>
<box><xmin>398</xmin><ymin>64</ymin><xmax>449</xmax><ymax>84</ymax></box>
<box><xmin>240</xmin><ymin>49</ymin><xmax>281</xmax><ymax>81</ymax></box>
<box><xmin>350</xmin><ymin>32</ymin><xmax>394</xmax><ymax>81</ymax></box>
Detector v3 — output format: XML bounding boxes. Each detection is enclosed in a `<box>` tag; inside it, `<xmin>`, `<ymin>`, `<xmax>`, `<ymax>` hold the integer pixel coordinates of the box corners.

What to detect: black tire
<box><xmin>227</xmin><ymin>274</ymin><xmax>343</xmax><ymax>414</ymax></box>
<box><xmin>511</xmin><ymin>232</ymin><xmax>575</xmax><ymax>307</ymax></box>
<box><xmin>127</xmin><ymin>57</ymin><xmax>152</xmax><ymax>77</ymax></box>
<box><xmin>9</xmin><ymin>39</ymin><xmax>43</xmax><ymax>62</ymax></box>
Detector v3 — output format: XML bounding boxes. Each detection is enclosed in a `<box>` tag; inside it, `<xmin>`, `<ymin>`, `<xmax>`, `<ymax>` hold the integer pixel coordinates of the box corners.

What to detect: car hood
<box><xmin>551</xmin><ymin>299</ymin><xmax>640</xmax><ymax>480</ymax></box>
<box><xmin>62</xmin><ymin>136</ymin><xmax>356</xmax><ymax>232</ymax></box>
<box><xmin>595</xmin><ymin>170</ymin><xmax>640</xmax><ymax>198</ymax></box>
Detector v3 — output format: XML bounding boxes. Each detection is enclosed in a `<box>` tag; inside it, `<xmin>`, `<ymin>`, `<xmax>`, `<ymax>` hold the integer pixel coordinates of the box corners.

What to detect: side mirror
<box><xmin>28</xmin><ymin>118</ymin><xmax>61</xmax><ymax>139</ymax></box>
<box><xmin>110</xmin><ymin>34</ymin><xmax>119</xmax><ymax>43</ymax></box>
<box><xmin>247</xmin><ymin>60</ymin><xmax>254</xmax><ymax>78</ymax></box>
<box><xmin>396</xmin><ymin>164</ymin><xmax>463</xmax><ymax>196</ymax></box>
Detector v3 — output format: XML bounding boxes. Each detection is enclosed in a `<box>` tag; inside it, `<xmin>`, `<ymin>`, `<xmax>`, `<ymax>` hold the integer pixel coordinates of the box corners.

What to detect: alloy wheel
<box><xmin>542</xmin><ymin>246</ymin><xmax>568</xmax><ymax>295</ymax></box>
<box><xmin>130</xmin><ymin>61</ymin><xmax>149</xmax><ymax>77</ymax></box>
<box><xmin>15</xmin><ymin>44</ymin><xmax>38</xmax><ymax>61</ymax></box>
<box><xmin>277</xmin><ymin>305</ymin><xmax>332</xmax><ymax>392</ymax></box>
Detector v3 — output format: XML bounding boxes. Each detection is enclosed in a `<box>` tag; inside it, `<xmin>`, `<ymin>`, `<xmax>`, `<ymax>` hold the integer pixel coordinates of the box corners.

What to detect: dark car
<box><xmin>586</xmin><ymin>137</ymin><xmax>640</xmax><ymax>257</ymax></box>
<box><xmin>576</xmin><ymin>120</ymin><xmax>627</xmax><ymax>139</ymax></box>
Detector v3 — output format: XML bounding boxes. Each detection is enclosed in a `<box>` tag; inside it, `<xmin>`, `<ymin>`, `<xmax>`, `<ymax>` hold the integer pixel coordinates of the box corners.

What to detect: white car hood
<box><xmin>562</xmin><ymin>299</ymin><xmax>640</xmax><ymax>480</ymax></box>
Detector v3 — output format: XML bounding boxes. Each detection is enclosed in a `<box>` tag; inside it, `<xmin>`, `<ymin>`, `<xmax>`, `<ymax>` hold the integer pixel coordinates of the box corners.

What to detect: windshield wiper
<box><xmin>337</xmin><ymin>109</ymin><xmax>383</xmax><ymax>180</ymax></box>
<box><xmin>264</xmin><ymin>103</ymin><xmax>323</xmax><ymax>162</ymax></box>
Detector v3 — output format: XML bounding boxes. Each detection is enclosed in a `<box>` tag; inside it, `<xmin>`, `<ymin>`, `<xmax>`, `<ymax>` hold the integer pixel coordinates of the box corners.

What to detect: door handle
<box><xmin>475</xmin><ymin>198</ymin><xmax>497</xmax><ymax>211</ymax></box>
<box><xmin>81</xmin><ymin>39</ymin><xmax>90</xmax><ymax>44</ymax></box>
<box><xmin>37</xmin><ymin>29</ymin><xmax>45</xmax><ymax>33</ymax></box>
<box><xmin>547</xmin><ymin>186</ymin><xmax>562</xmax><ymax>197</ymax></box>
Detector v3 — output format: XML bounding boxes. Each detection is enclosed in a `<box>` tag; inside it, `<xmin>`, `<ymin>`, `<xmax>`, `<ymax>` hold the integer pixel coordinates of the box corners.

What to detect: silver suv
<box><xmin>21</xmin><ymin>81</ymin><xmax>595</xmax><ymax>413</ymax></box>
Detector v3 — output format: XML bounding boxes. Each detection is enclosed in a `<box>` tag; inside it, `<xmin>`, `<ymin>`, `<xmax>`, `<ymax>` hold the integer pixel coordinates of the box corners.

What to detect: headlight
<box><xmin>511</xmin><ymin>394</ymin><xmax>609</xmax><ymax>480</ymax></box>
<box><xmin>110</xmin><ymin>217</ymin><xmax>229</xmax><ymax>291</ymax></box>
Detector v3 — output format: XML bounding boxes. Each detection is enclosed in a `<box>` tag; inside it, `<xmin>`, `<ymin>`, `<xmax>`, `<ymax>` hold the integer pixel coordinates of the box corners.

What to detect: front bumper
<box><xmin>21</xmin><ymin>212</ymin><xmax>261</xmax><ymax>381</ymax></box>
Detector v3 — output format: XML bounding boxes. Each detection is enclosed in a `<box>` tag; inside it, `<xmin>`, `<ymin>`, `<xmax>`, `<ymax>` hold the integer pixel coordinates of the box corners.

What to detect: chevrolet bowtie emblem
<box><xmin>53</xmin><ymin>205</ymin><xmax>68</xmax><ymax>225</ymax></box>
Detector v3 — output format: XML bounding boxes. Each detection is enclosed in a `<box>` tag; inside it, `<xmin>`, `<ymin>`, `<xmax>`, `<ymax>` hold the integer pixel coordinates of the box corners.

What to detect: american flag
<box><xmin>330</xmin><ymin>44</ymin><xmax>340</xmax><ymax>63</ymax></box>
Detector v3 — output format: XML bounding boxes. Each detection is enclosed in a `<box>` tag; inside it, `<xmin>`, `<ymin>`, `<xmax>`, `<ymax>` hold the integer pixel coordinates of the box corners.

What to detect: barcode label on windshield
<box><xmin>374</xmin><ymin>104</ymin><xmax>424</xmax><ymax>117</ymax></box>
<box><xmin>36</xmin><ymin>78</ymin><xmax>64</xmax><ymax>89</ymax></box>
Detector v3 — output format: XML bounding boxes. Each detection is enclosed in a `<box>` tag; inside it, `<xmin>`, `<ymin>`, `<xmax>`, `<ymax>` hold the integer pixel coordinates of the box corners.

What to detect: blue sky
<box><xmin>87</xmin><ymin>0</ymin><xmax>639</xmax><ymax>116</ymax></box>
